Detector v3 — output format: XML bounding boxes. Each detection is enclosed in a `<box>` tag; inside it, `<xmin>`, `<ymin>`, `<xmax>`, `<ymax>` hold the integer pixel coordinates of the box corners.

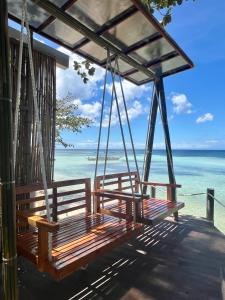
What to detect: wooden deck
<box><xmin>1</xmin><ymin>214</ymin><xmax>224</xmax><ymax>299</ymax></box>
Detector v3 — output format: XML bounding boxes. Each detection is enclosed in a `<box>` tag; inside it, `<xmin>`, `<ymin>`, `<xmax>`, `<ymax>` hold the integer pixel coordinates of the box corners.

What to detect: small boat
<box><xmin>87</xmin><ymin>156</ymin><xmax>120</xmax><ymax>161</ymax></box>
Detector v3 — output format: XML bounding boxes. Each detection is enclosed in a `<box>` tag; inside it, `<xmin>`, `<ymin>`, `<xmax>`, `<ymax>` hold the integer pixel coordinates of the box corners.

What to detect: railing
<box><xmin>142</xmin><ymin>182</ymin><xmax>225</xmax><ymax>224</ymax></box>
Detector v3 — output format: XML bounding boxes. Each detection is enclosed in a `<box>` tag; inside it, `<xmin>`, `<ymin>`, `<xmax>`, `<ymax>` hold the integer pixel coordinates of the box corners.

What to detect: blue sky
<box><xmin>10</xmin><ymin>0</ymin><xmax>225</xmax><ymax>150</ymax></box>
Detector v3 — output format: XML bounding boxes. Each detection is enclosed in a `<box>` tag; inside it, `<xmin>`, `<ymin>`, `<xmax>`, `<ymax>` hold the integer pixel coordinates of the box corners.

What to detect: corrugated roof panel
<box><xmin>70</xmin><ymin>0</ymin><xmax>133</xmax><ymax>28</ymax></box>
<box><xmin>150</xmin><ymin>56</ymin><xmax>187</xmax><ymax>75</ymax></box>
<box><xmin>127</xmin><ymin>71</ymin><xmax>150</xmax><ymax>82</ymax></box>
<box><xmin>108</xmin><ymin>11</ymin><xmax>157</xmax><ymax>47</ymax></box>
<box><xmin>8</xmin><ymin>0</ymin><xmax>50</xmax><ymax>28</ymax></box>
<box><xmin>135</xmin><ymin>39</ymin><xmax>175</xmax><ymax>63</ymax></box>
<box><xmin>79</xmin><ymin>41</ymin><xmax>107</xmax><ymax>62</ymax></box>
<box><xmin>43</xmin><ymin>19</ymin><xmax>85</xmax><ymax>48</ymax></box>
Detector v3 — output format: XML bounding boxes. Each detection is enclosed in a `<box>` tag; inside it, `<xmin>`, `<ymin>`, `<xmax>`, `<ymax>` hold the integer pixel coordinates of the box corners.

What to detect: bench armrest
<box><xmin>17</xmin><ymin>212</ymin><xmax>59</xmax><ymax>233</ymax></box>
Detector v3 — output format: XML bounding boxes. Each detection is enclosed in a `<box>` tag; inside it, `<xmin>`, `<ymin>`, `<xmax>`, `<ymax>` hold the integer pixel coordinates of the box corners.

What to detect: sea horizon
<box><xmin>54</xmin><ymin>149</ymin><xmax>225</xmax><ymax>233</ymax></box>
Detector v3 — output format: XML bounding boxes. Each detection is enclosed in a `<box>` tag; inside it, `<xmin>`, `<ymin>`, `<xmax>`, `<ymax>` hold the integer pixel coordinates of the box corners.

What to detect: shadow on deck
<box><xmin>2</xmin><ymin>215</ymin><xmax>225</xmax><ymax>300</ymax></box>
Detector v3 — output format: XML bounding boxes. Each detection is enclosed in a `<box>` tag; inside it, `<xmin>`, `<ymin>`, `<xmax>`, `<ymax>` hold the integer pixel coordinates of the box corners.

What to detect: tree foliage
<box><xmin>73</xmin><ymin>60</ymin><xmax>95</xmax><ymax>84</ymax></box>
<box><xmin>56</xmin><ymin>96</ymin><xmax>93</xmax><ymax>148</ymax></box>
<box><xmin>142</xmin><ymin>0</ymin><xmax>195</xmax><ymax>26</ymax></box>
<box><xmin>73</xmin><ymin>0</ymin><xmax>195</xmax><ymax>80</ymax></box>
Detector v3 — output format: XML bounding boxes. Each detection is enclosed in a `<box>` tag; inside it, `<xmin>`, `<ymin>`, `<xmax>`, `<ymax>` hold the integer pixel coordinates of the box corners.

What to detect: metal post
<box><xmin>156</xmin><ymin>78</ymin><xmax>177</xmax><ymax>221</ymax></box>
<box><xmin>206</xmin><ymin>188</ymin><xmax>214</xmax><ymax>223</ymax></box>
<box><xmin>143</xmin><ymin>83</ymin><xmax>158</xmax><ymax>194</ymax></box>
<box><xmin>0</xmin><ymin>0</ymin><xmax>18</xmax><ymax>298</ymax></box>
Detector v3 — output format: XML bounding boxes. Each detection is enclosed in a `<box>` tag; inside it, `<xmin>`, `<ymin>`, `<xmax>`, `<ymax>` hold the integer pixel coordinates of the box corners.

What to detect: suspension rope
<box><xmin>108</xmin><ymin>56</ymin><xmax>137</xmax><ymax>222</ymax></box>
<box><xmin>13</xmin><ymin>1</ymin><xmax>25</xmax><ymax>169</ymax></box>
<box><xmin>115</xmin><ymin>57</ymin><xmax>144</xmax><ymax>215</ymax></box>
<box><xmin>101</xmin><ymin>52</ymin><xmax>118</xmax><ymax>209</ymax></box>
<box><xmin>178</xmin><ymin>192</ymin><xmax>206</xmax><ymax>197</ymax></box>
<box><xmin>94</xmin><ymin>51</ymin><xmax>110</xmax><ymax>183</ymax></box>
<box><xmin>24</xmin><ymin>1</ymin><xmax>51</xmax><ymax>223</ymax></box>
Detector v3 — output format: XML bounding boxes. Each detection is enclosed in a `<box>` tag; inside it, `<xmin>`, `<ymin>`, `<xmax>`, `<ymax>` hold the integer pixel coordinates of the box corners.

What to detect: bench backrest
<box><xmin>94</xmin><ymin>172</ymin><xmax>138</xmax><ymax>212</ymax></box>
<box><xmin>16</xmin><ymin>178</ymin><xmax>91</xmax><ymax>231</ymax></box>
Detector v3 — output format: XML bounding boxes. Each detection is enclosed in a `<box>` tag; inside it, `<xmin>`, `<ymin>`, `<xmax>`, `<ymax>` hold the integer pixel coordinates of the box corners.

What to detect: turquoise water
<box><xmin>54</xmin><ymin>149</ymin><xmax>225</xmax><ymax>233</ymax></box>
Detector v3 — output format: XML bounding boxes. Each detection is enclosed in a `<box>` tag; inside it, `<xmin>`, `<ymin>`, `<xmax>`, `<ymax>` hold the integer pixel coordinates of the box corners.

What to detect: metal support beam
<box><xmin>0</xmin><ymin>0</ymin><xmax>18</xmax><ymax>299</ymax></box>
<box><xmin>156</xmin><ymin>78</ymin><xmax>178</xmax><ymax>220</ymax></box>
<box><xmin>31</xmin><ymin>0</ymin><xmax>156</xmax><ymax>80</ymax></box>
<box><xmin>143</xmin><ymin>85</ymin><xmax>158</xmax><ymax>194</ymax></box>
<box><xmin>143</xmin><ymin>78</ymin><xmax>177</xmax><ymax>220</ymax></box>
<box><xmin>156</xmin><ymin>78</ymin><xmax>175</xmax><ymax>184</ymax></box>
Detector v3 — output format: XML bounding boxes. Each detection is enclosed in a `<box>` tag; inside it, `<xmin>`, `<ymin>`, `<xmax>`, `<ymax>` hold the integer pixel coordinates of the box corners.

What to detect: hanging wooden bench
<box><xmin>94</xmin><ymin>172</ymin><xmax>184</xmax><ymax>225</ymax></box>
<box><xmin>16</xmin><ymin>178</ymin><xmax>143</xmax><ymax>280</ymax></box>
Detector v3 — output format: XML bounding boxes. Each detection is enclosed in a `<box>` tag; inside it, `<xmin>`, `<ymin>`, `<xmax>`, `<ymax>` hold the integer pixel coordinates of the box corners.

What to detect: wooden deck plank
<box><xmin>101</xmin><ymin>198</ymin><xmax>184</xmax><ymax>225</ymax></box>
<box><xmin>7</xmin><ymin>215</ymin><xmax>225</xmax><ymax>300</ymax></box>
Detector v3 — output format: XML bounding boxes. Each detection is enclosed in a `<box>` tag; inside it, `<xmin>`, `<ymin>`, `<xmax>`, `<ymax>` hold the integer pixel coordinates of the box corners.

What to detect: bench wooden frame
<box><xmin>94</xmin><ymin>172</ymin><xmax>184</xmax><ymax>225</ymax></box>
<box><xmin>16</xmin><ymin>178</ymin><xmax>143</xmax><ymax>280</ymax></box>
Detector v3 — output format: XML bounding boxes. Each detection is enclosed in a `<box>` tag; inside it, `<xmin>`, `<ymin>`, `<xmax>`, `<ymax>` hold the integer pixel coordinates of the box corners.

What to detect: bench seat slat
<box><xmin>17</xmin><ymin>213</ymin><xmax>142</xmax><ymax>280</ymax></box>
<box><xmin>100</xmin><ymin>198</ymin><xmax>184</xmax><ymax>225</ymax></box>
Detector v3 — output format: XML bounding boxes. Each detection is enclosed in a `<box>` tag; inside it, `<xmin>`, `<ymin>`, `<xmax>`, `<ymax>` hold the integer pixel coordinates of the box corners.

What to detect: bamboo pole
<box><xmin>0</xmin><ymin>0</ymin><xmax>18</xmax><ymax>298</ymax></box>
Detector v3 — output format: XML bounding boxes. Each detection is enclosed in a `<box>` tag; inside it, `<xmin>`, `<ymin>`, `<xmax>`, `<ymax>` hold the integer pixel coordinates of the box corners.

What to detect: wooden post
<box><xmin>85</xmin><ymin>178</ymin><xmax>91</xmax><ymax>214</ymax></box>
<box><xmin>0</xmin><ymin>1</ymin><xmax>18</xmax><ymax>298</ymax></box>
<box><xmin>206</xmin><ymin>188</ymin><xmax>214</xmax><ymax>223</ymax></box>
<box><xmin>156</xmin><ymin>78</ymin><xmax>178</xmax><ymax>221</ymax></box>
<box><xmin>52</xmin><ymin>187</ymin><xmax>57</xmax><ymax>222</ymax></box>
<box><xmin>93</xmin><ymin>180</ymin><xmax>100</xmax><ymax>213</ymax></box>
<box><xmin>134</xmin><ymin>173</ymin><xmax>139</xmax><ymax>193</ymax></box>
<box><xmin>37</xmin><ymin>227</ymin><xmax>49</xmax><ymax>272</ymax></box>
<box><xmin>151</xmin><ymin>186</ymin><xmax>156</xmax><ymax>198</ymax></box>
<box><xmin>134</xmin><ymin>198</ymin><xmax>142</xmax><ymax>222</ymax></box>
<box><xmin>143</xmin><ymin>83</ymin><xmax>158</xmax><ymax>194</ymax></box>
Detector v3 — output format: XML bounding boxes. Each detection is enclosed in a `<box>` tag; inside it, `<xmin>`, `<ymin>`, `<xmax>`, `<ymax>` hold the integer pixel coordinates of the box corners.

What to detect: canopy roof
<box><xmin>8</xmin><ymin>0</ymin><xmax>193</xmax><ymax>85</ymax></box>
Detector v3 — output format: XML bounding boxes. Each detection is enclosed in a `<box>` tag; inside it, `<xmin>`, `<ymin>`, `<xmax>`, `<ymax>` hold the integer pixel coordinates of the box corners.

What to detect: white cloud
<box><xmin>105</xmin><ymin>80</ymin><xmax>150</xmax><ymax>102</ymax></box>
<box><xmin>73</xmin><ymin>99</ymin><xmax>101</xmax><ymax>121</ymax></box>
<box><xmin>56</xmin><ymin>47</ymin><xmax>105</xmax><ymax>100</ymax></box>
<box><xmin>171</xmin><ymin>93</ymin><xmax>192</xmax><ymax>114</ymax></box>
<box><xmin>56</xmin><ymin>47</ymin><xmax>150</xmax><ymax>127</ymax></box>
<box><xmin>101</xmin><ymin>80</ymin><xmax>150</xmax><ymax>127</ymax></box>
<box><xmin>196</xmin><ymin>113</ymin><xmax>214</xmax><ymax>123</ymax></box>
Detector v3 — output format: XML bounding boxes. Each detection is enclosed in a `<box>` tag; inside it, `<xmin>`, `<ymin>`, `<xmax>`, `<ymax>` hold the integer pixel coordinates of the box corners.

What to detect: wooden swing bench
<box><xmin>16</xmin><ymin>178</ymin><xmax>142</xmax><ymax>280</ymax></box>
<box><xmin>94</xmin><ymin>172</ymin><xmax>184</xmax><ymax>225</ymax></box>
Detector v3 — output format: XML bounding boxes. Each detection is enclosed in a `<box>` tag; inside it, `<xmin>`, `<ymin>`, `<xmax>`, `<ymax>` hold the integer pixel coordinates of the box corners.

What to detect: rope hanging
<box><xmin>94</xmin><ymin>50</ymin><xmax>144</xmax><ymax>220</ymax></box>
<box><xmin>16</xmin><ymin>0</ymin><xmax>52</xmax><ymax>258</ymax></box>
<box><xmin>24</xmin><ymin>1</ymin><xmax>51</xmax><ymax>222</ymax></box>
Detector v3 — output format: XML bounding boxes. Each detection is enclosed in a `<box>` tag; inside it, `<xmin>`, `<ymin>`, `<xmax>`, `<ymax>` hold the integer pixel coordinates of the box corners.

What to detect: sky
<box><xmin>9</xmin><ymin>0</ymin><xmax>225</xmax><ymax>150</ymax></box>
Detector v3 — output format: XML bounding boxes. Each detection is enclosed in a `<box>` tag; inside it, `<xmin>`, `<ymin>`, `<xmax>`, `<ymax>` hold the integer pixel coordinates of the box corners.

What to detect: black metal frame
<box><xmin>8</xmin><ymin>0</ymin><xmax>194</xmax><ymax>86</ymax></box>
<box><xmin>143</xmin><ymin>77</ymin><xmax>177</xmax><ymax>220</ymax></box>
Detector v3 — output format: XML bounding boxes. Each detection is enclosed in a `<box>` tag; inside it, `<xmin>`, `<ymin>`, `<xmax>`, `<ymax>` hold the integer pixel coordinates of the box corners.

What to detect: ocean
<box><xmin>54</xmin><ymin>149</ymin><xmax>225</xmax><ymax>233</ymax></box>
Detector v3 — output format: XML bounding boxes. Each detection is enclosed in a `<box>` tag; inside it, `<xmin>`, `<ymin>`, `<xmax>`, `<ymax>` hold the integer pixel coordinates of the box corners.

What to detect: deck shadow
<box><xmin>1</xmin><ymin>215</ymin><xmax>224</xmax><ymax>300</ymax></box>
